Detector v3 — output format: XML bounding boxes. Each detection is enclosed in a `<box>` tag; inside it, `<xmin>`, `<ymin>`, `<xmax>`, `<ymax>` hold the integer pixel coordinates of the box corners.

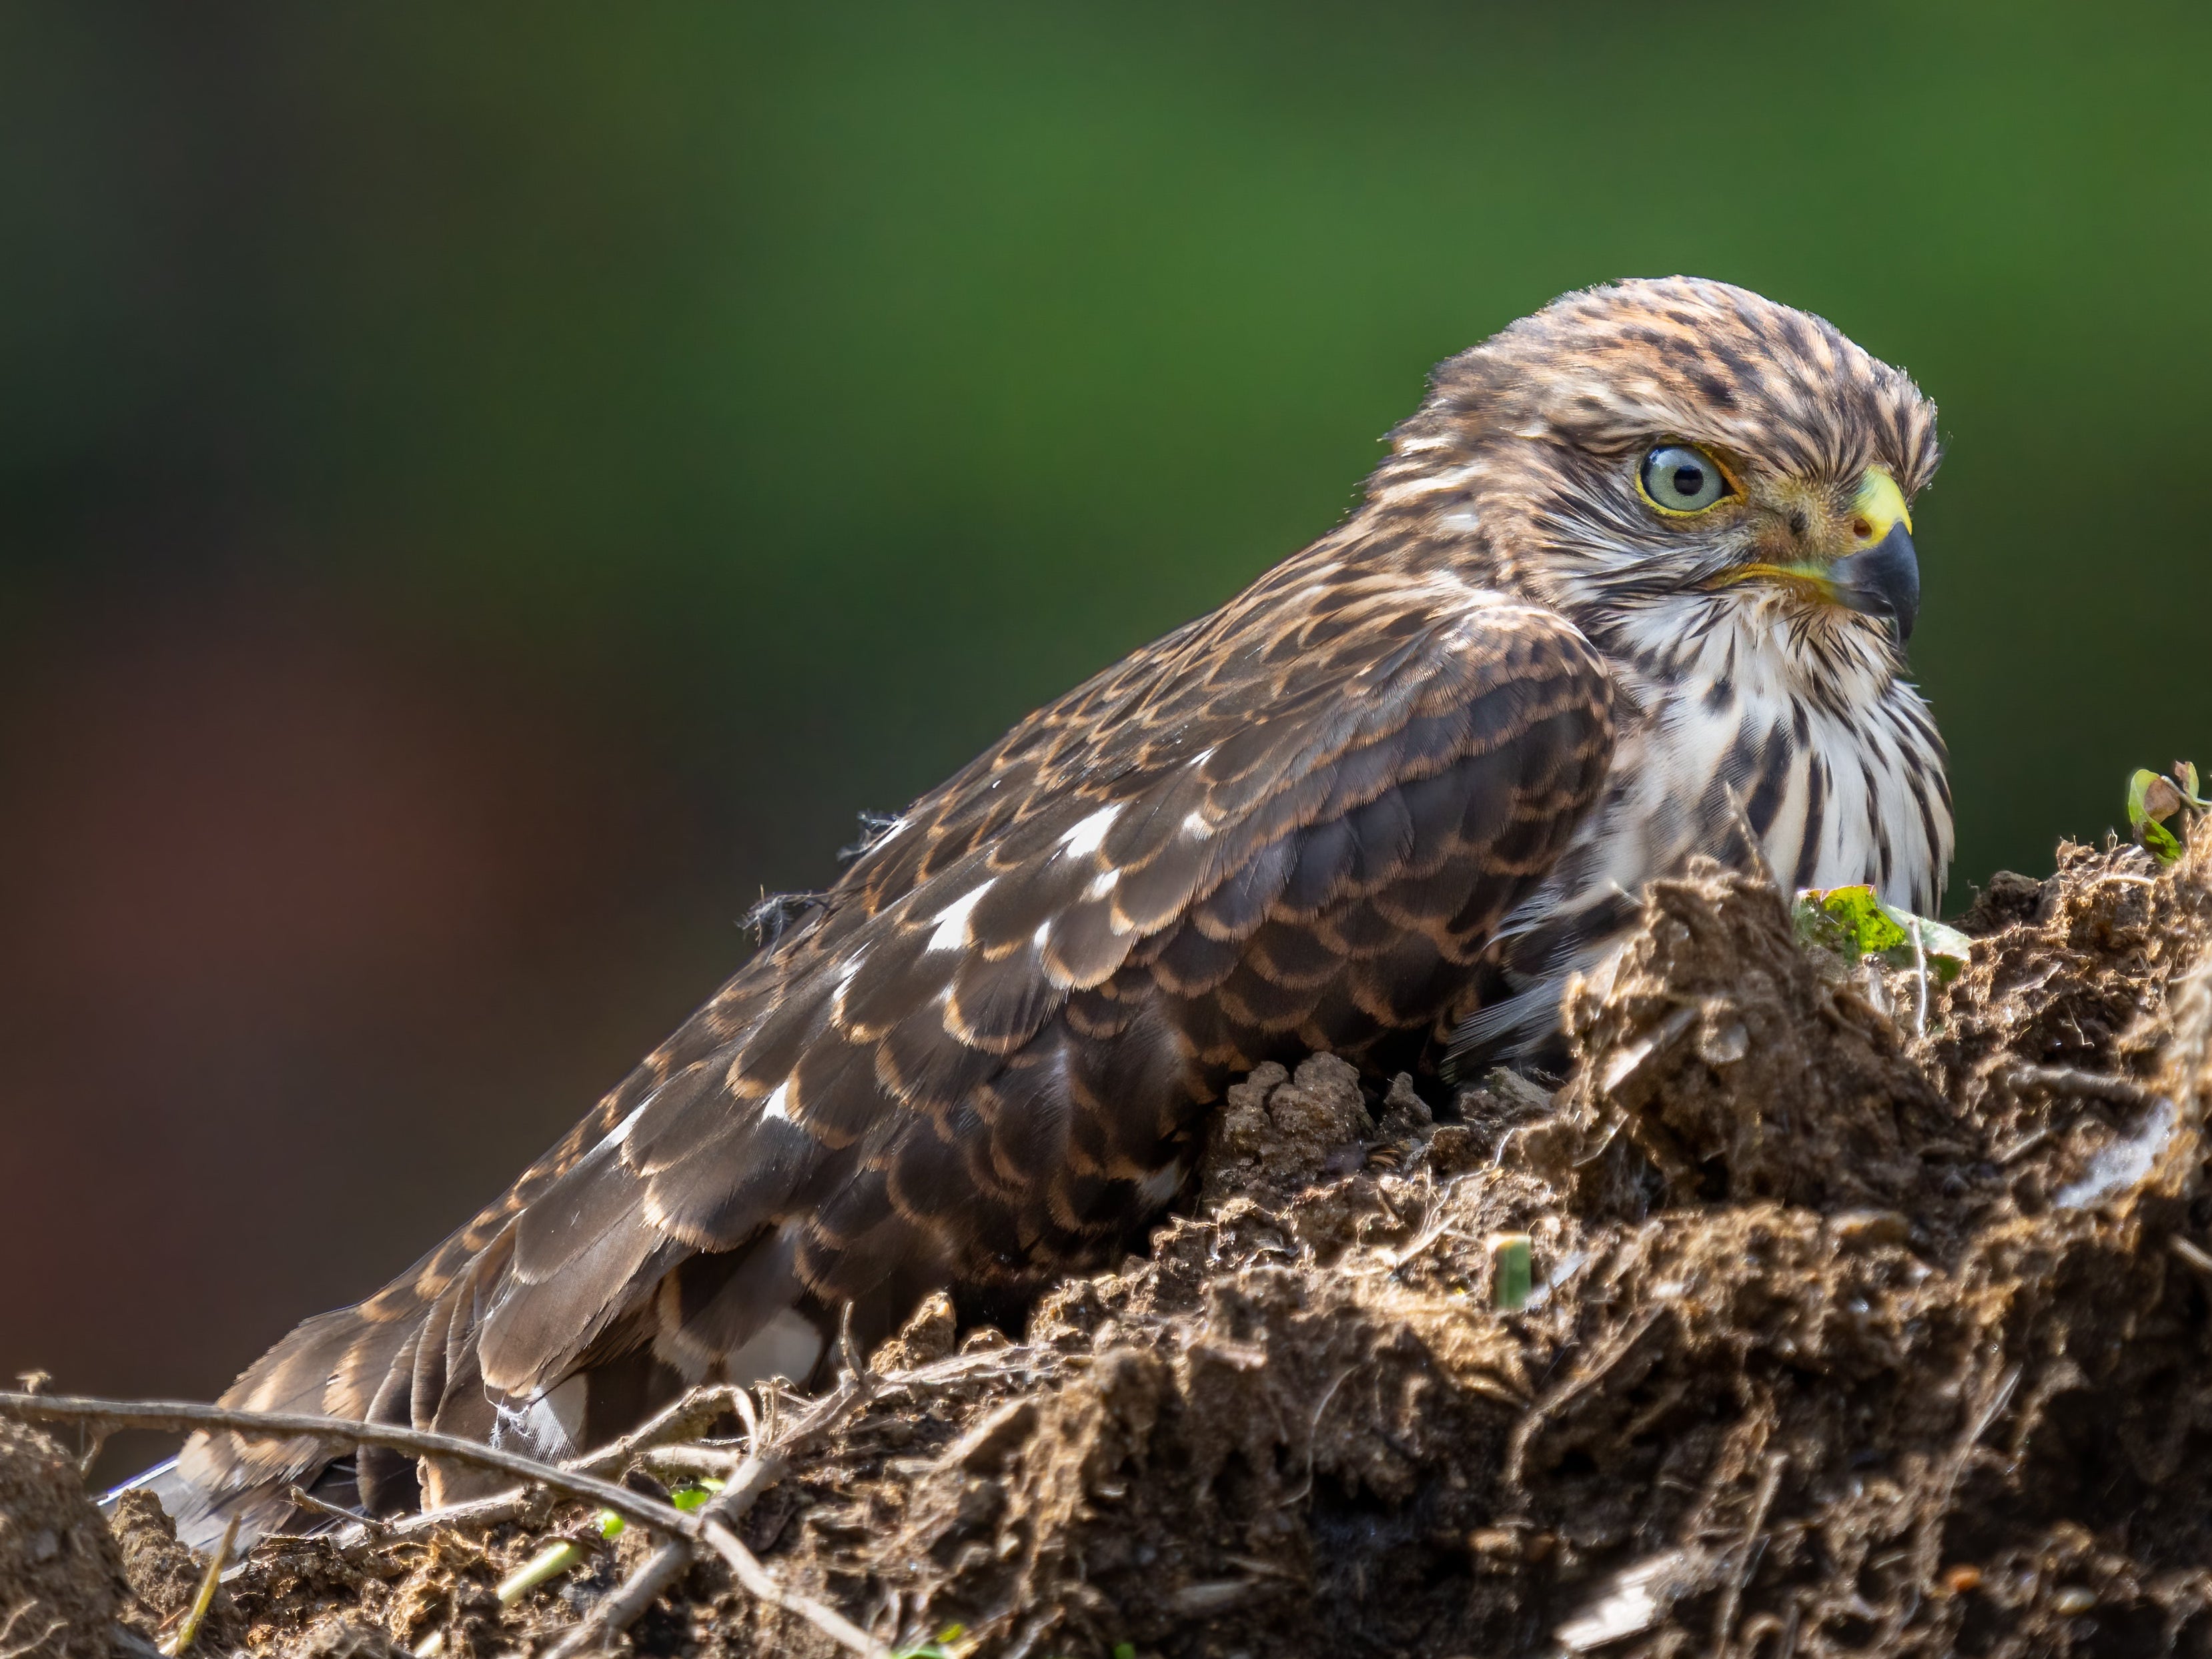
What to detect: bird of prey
<box><xmin>170</xmin><ymin>276</ymin><xmax>1949</xmax><ymax>1538</ymax></box>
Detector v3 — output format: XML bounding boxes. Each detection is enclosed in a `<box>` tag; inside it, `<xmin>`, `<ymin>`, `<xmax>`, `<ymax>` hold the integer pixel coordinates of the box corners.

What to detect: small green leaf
<box><xmin>1880</xmin><ymin>905</ymin><xmax>1973</xmax><ymax>983</ymax></box>
<box><xmin>2129</xmin><ymin>768</ymin><xmax>2159</xmax><ymax>833</ymax></box>
<box><xmin>1490</xmin><ymin>1232</ymin><xmax>1532</xmax><ymax>1311</ymax></box>
<box><xmin>894</xmin><ymin>1628</ymin><xmax>971</xmax><ymax>1659</ymax></box>
<box><xmin>1114</xmin><ymin>1646</ymin><xmax>1138</xmax><ymax>1659</ymax></box>
<box><xmin>2145</xmin><ymin>818</ymin><xmax>2184</xmax><ymax>865</ymax></box>
<box><xmin>2133</xmin><ymin>768</ymin><xmax>2185</xmax><ymax>832</ymax></box>
<box><xmin>495</xmin><ymin>1510</ymin><xmax>625</xmax><ymax>1604</ymax></box>
<box><xmin>668</xmin><ymin>1479</ymin><xmax>724</xmax><ymax>1512</ymax></box>
<box><xmin>2178</xmin><ymin>760</ymin><xmax>2202</xmax><ymax>802</ymax></box>
<box><xmin>1794</xmin><ymin>887</ymin><xmax>1970</xmax><ymax>983</ymax></box>
<box><xmin>1792</xmin><ymin>885</ymin><xmax>1908</xmax><ymax>957</ymax></box>
<box><xmin>498</xmin><ymin>1540</ymin><xmax>588</xmax><ymax>1606</ymax></box>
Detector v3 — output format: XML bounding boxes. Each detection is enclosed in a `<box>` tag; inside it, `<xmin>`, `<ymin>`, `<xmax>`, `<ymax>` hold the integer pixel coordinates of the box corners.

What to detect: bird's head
<box><xmin>1373</xmin><ymin>277</ymin><xmax>1940</xmax><ymax>672</ymax></box>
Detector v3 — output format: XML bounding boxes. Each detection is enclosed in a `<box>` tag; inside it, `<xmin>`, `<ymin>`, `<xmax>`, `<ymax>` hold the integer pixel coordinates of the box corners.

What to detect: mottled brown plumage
<box><xmin>167</xmin><ymin>277</ymin><xmax>1949</xmax><ymax>1540</ymax></box>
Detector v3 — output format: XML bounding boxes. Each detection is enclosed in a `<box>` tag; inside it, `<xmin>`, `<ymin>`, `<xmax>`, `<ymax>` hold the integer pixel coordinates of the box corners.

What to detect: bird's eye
<box><xmin>1638</xmin><ymin>444</ymin><xmax>1732</xmax><ymax>514</ymax></box>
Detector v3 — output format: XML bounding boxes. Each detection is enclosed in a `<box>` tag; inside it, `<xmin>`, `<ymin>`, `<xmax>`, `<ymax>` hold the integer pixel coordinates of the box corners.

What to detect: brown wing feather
<box><xmin>177</xmin><ymin>550</ymin><xmax>1614</xmax><ymax>1538</ymax></box>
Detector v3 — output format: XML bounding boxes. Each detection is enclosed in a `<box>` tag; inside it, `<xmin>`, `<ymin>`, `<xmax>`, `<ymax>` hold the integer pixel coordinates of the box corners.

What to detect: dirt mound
<box><xmin>0</xmin><ymin>1420</ymin><xmax>131</xmax><ymax>1659</ymax></box>
<box><xmin>94</xmin><ymin>825</ymin><xmax>2212</xmax><ymax>1655</ymax></box>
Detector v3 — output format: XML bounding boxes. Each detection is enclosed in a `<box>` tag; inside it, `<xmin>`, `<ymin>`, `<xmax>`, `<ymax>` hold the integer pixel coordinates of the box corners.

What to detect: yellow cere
<box><xmin>1851</xmin><ymin>466</ymin><xmax>1911</xmax><ymax>540</ymax></box>
<box><xmin>1707</xmin><ymin>465</ymin><xmax>1914</xmax><ymax>605</ymax></box>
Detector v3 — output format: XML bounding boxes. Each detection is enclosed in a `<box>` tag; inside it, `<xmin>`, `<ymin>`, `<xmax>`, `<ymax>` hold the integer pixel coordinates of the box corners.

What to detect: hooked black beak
<box><xmin>1829</xmin><ymin>520</ymin><xmax>1920</xmax><ymax>644</ymax></box>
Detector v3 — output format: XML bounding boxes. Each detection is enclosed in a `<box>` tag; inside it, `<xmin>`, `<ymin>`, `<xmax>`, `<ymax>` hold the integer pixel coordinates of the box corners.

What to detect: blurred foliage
<box><xmin>4</xmin><ymin>0</ymin><xmax>2209</xmax><ymax>897</ymax></box>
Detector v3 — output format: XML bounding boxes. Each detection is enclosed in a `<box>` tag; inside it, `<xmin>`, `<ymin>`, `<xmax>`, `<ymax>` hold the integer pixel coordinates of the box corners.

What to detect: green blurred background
<box><xmin>5</xmin><ymin>4</ymin><xmax>2209</xmax><ymax>1448</ymax></box>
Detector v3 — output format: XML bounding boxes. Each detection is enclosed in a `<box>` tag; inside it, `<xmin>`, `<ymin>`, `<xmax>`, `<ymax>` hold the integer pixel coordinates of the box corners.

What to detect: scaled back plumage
<box><xmin>168</xmin><ymin>277</ymin><xmax>1950</xmax><ymax>1543</ymax></box>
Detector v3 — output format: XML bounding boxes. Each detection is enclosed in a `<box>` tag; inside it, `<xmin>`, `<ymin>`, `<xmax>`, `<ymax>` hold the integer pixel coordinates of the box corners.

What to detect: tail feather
<box><xmin>155</xmin><ymin>1219</ymin><xmax>846</xmax><ymax>1546</ymax></box>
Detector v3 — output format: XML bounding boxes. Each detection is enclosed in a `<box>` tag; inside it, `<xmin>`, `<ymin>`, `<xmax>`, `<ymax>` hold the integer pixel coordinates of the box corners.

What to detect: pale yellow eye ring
<box><xmin>1636</xmin><ymin>443</ymin><xmax>1740</xmax><ymax>516</ymax></box>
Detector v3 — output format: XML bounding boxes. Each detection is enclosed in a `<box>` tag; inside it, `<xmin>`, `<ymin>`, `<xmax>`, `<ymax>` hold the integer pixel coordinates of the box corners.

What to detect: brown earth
<box><xmin>49</xmin><ymin>819</ymin><xmax>2212</xmax><ymax>1658</ymax></box>
<box><xmin>0</xmin><ymin>1422</ymin><xmax>131</xmax><ymax>1659</ymax></box>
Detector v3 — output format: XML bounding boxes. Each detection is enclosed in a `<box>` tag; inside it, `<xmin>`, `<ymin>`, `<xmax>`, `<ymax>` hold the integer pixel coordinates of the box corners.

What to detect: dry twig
<box><xmin>561</xmin><ymin>1385</ymin><xmax>749</xmax><ymax>1479</ymax></box>
<box><xmin>0</xmin><ymin>1389</ymin><xmax>887</xmax><ymax>1659</ymax></box>
<box><xmin>538</xmin><ymin>1367</ymin><xmax>881</xmax><ymax>1659</ymax></box>
<box><xmin>2001</xmin><ymin>1064</ymin><xmax>2155</xmax><ymax>1109</ymax></box>
<box><xmin>283</xmin><ymin>1484</ymin><xmax>391</xmax><ymax>1536</ymax></box>
<box><xmin>0</xmin><ymin>1394</ymin><xmax>692</xmax><ymax>1540</ymax></box>
<box><xmin>640</xmin><ymin>1444</ymin><xmax>749</xmax><ymax>1478</ymax></box>
<box><xmin>1507</xmin><ymin>1305</ymin><xmax>1666</xmax><ymax>1488</ymax></box>
<box><xmin>1712</xmin><ymin>1451</ymin><xmax>1788</xmax><ymax>1654</ymax></box>
<box><xmin>2169</xmin><ymin>1234</ymin><xmax>2212</xmax><ymax>1279</ymax></box>
<box><xmin>0</xmin><ymin>1602</ymin><xmax>65</xmax><ymax>1659</ymax></box>
<box><xmin>699</xmin><ymin>1518</ymin><xmax>885</xmax><ymax>1655</ymax></box>
<box><xmin>1884</xmin><ymin>1360</ymin><xmax>2021</xmax><ymax>1645</ymax></box>
<box><xmin>379</xmin><ymin>1487</ymin><xmax>540</xmax><ymax>1541</ymax></box>
<box><xmin>1910</xmin><ymin>919</ymin><xmax>1930</xmax><ymax>1038</ymax></box>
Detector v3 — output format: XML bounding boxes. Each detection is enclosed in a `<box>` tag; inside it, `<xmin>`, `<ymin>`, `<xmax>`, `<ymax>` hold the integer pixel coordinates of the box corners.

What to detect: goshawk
<box><xmin>173</xmin><ymin>276</ymin><xmax>1949</xmax><ymax>1535</ymax></box>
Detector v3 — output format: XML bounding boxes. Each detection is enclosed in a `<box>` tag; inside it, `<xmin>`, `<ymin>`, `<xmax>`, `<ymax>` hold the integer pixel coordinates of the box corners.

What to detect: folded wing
<box><xmin>176</xmin><ymin>565</ymin><xmax>1616</xmax><ymax>1540</ymax></box>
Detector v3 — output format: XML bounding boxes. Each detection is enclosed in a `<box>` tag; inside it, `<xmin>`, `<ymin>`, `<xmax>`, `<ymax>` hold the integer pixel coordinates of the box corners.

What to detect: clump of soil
<box><xmin>0</xmin><ymin>1420</ymin><xmax>130</xmax><ymax>1659</ymax></box>
<box><xmin>101</xmin><ymin>824</ymin><xmax>2212</xmax><ymax>1655</ymax></box>
<box><xmin>111</xmin><ymin>1487</ymin><xmax>245</xmax><ymax>1651</ymax></box>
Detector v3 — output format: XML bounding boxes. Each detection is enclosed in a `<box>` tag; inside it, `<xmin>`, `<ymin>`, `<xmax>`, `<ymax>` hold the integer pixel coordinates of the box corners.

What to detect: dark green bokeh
<box><xmin>6</xmin><ymin>3</ymin><xmax>2211</xmax><ymax>1416</ymax></box>
<box><xmin>11</xmin><ymin>4</ymin><xmax>2209</xmax><ymax>889</ymax></box>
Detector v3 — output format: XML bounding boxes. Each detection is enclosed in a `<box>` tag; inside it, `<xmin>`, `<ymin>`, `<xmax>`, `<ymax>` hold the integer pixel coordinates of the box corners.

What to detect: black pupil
<box><xmin>1671</xmin><ymin>463</ymin><xmax>1705</xmax><ymax>498</ymax></box>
